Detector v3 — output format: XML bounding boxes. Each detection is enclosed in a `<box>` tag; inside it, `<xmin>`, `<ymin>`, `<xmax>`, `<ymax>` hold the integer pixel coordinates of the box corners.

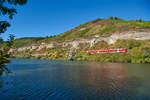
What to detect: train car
<box><xmin>84</xmin><ymin>48</ymin><xmax>127</xmax><ymax>54</ymax></box>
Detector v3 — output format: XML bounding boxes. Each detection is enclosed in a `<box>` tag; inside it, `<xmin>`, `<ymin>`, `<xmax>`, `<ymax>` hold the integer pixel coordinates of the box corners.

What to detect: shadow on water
<box><xmin>0</xmin><ymin>64</ymin><xmax>11</xmax><ymax>88</ymax></box>
<box><xmin>0</xmin><ymin>66</ymin><xmax>3</xmax><ymax>88</ymax></box>
<box><xmin>0</xmin><ymin>64</ymin><xmax>11</xmax><ymax>75</ymax></box>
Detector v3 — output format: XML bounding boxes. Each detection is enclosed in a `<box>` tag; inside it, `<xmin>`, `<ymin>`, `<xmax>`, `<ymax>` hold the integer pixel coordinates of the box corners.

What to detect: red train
<box><xmin>84</xmin><ymin>48</ymin><xmax>127</xmax><ymax>54</ymax></box>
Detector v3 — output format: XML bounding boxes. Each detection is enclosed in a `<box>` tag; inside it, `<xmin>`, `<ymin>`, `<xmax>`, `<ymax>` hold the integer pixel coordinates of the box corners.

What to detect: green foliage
<box><xmin>0</xmin><ymin>0</ymin><xmax>27</xmax><ymax>68</ymax></box>
<box><xmin>11</xmin><ymin>39</ymin><xmax>150</xmax><ymax>63</ymax></box>
<box><xmin>129</xmin><ymin>20</ymin><xmax>150</xmax><ymax>28</ymax></box>
<box><xmin>90</xmin><ymin>18</ymin><xmax>103</xmax><ymax>23</ymax></box>
<box><xmin>5</xmin><ymin>34</ymin><xmax>16</xmax><ymax>48</ymax></box>
<box><xmin>8</xmin><ymin>17</ymin><xmax>150</xmax><ymax>63</ymax></box>
<box><xmin>108</xmin><ymin>17</ymin><xmax>126</xmax><ymax>24</ymax></box>
<box><xmin>13</xmin><ymin>37</ymin><xmax>44</xmax><ymax>48</ymax></box>
<box><xmin>0</xmin><ymin>21</ymin><xmax>10</xmax><ymax>34</ymax></box>
<box><xmin>58</xmin><ymin>31</ymin><xmax>73</xmax><ymax>39</ymax></box>
<box><xmin>99</xmin><ymin>25</ymin><xmax>117</xmax><ymax>36</ymax></box>
<box><xmin>0</xmin><ymin>0</ymin><xmax>27</xmax><ymax>33</ymax></box>
<box><xmin>0</xmin><ymin>51</ymin><xmax>10</xmax><ymax>65</ymax></box>
<box><xmin>73</xmin><ymin>28</ymin><xmax>90</xmax><ymax>37</ymax></box>
<box><xmin>11</xmin><ymin>50</ymin><xmax>32</xmax><ymax>59</ymax></box>
<box><xmin>51</xmin><ymin>51</ymin><xmax>58</xmax><ymax>60</ymax></box>
<box><xmin>8</xmin><ymin>34</ymin><xmax>15</xmax><ymax>42</ymax></box>
<box><xmin>0</xmin><ymin>38</ymin><xmax>3</xmax><ymax>44</ymax></box>
<box><xmin>113</xmin><ymin>40</ymin><xmax>142</xmax><ymax>49</ymax></box>
<box><xmin>66</xmin><ymin>49</ymin><xmax>77</xmax><ymax>61</ymax></box>
<box><xmin>8</xmin><ymin>17</ymin><xmax>150</xmax><ymax>48</ymax></box>
<box><xmin>74</xmin><ymin>40</ymin><xmax>150</xmax><ymax>63</ymax></box>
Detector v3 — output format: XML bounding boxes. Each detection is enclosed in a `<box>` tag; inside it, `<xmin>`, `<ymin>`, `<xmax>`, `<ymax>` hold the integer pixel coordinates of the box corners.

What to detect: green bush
<box><xmin>0</xmin><ymin>51</ymin><xmax>10</xmax><ymax>65</ymax></box>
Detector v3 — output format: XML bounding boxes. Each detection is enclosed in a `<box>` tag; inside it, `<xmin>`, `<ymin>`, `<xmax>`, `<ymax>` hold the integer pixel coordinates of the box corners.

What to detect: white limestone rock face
<box><xmin>94</xmin><ymin>35</ymin><xmax>100</xmax><ymax>38</ymax></box>
<box><xmin>0</xmin><ymin>47</ymin><xmax>4</xmax><ymax>51</ymax></box>
<box><xmin>104</xmin><ymin>32</ymin><xmax>150</xmax><ymax>44</ymax></box>
<box><xmin>31</xmin><ymin>46</ymin><xmax>38</xmax><ymax>50</ymax></box>
<box><xmin>17</xmin><ymin>47</ymin><xmax>26</xmax><ymax>52</ymax></box>
<box><xmin>63</xmin><ymin>42</ymin><xmax>69</xmax><ymax>47</ymax></box>
<box><xmin>80</xmin><ymin>28</ymin><xmax>86</xmax><ymax>31</ymax></box>
<box><xmin>37</xmin><ymin>45</ymin><xmax>45</xmax><ymax>51</ymax></box>
<box><xmin>41</xmin><ymin>42</ymin><xmax>46</xmax><ymax>45</ymax></box>
<box><xmin>8</xmin><ymin>48</ymin><xmax>16</xmax><ymax>53</ymax></box>
<box><xmin>36</xmin><ymin>42</ymin><xmax>48</xmax><ymax>50</ymax></box>
<box><xmin>47</xmin><ymin>43</ymin><xmax>54</xmax><ymax>49</ymax></box>
<box><xmin>71</xmin><ymin>41</ymin><xmax>79</xmax><ymax>49</ymax></box>
<box><xmin>90</xmin><ymin>38</ymin><xmax>99</xmax><ymax>47</ymax></box>
<box><xmin>14</xmin><ymin>31</ymin><xmax>150</xmax><ymax>52</ymax></box>
<box><xmin>104</xmin><ymin>34</ymin><xmax>118</xmax><ymax>44</ymax></box>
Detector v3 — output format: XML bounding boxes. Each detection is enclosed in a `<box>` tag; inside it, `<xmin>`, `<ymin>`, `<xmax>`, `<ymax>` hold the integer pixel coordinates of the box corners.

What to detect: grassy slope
<box><xmin>12</xmin><ymin>37</ymin><xmax>44</xmax><ymax>48</ymax></box>
<box><xmin>9</xmin><ymin>17</ymin><xmax>150</xmax><ymax>63</ymax></box>
<box><xmin>11</xmin><ymin>17</ymin><xmax>150</xmax><ymax>48</ymax></box>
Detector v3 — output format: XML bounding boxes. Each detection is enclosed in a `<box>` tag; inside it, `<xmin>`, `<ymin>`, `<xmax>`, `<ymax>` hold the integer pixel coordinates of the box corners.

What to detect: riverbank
<box><xmin>10</xmin><ymin>39</ymin><xmax>150</xmax><ymax>64</ymax></box>
<box><xmin>2</xmin><ymin>18</ymin><xmax>150</xmax><ymax>64</ymax></box>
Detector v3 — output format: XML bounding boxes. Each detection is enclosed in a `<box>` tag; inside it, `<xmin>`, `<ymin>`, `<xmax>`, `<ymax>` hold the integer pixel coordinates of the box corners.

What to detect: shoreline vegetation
<box><xmin>0</xmin><ymin>51</ymin><xmax>10</xmax><ymax>74</ymax></box>
<box><xmin>10</xmin><ymin>39</ymin><xmax>150</xmax><ymax>64</ymax></box>
<box><xmin>1</xmin><ymin>17</ymin><xmax>150</xmax><ymax>64</ymax></box>
<box><xmin>0</xmin><ymin>51</ymin><xmax>10</xmax><ymax>65</ymax></box>
<box><xmin>0</xmin><ymin>0</ymin><xmax>27</xmax><ymax>72</ymax></box>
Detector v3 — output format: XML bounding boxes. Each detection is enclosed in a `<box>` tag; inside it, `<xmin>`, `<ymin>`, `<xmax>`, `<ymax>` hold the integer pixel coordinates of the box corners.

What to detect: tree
<box><xmin>6</xmin><ymin>34</ymin><xmax>15</xmax><ymax>47</ymax></box>
<box><xmin>0</xmin><ymin>0</ymin><xmax>27</xmax><ymax>34</ymax></box>
<box><xmin>8</xmin><ymin>34</ymin><xmax>15</xmax><ymax>42</ymax></box>
<box><xmin>0</xmin><ymin>21</ymin><xmax>10</xmax><ymax>33</ymax></box>
<box><xmin>0</xmin><ymin>0</ymin><xmax>27</xmax><ymax>67</ymax></box>
<box><xmin>0</xmin><ymin>37</ymin><xmax>3</xmax><ymax>44</ymax></box>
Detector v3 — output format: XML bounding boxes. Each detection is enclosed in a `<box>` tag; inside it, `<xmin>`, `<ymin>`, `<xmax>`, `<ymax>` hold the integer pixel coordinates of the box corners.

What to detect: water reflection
<box><xmin>67</xmin><ymin>63</ymin><xmax>127</xmax><ymax>86</ymax></box>
<box><xmin>0</xmin><ymin>64</ymin><xmax>5</xmax><ymax>76</ymax></box>
<box><xmin>0</xmin><ymin>59</ymin><xmax>150</xmax><ymax>100</ymax></box>
<box><xmin>85</xmin><ymin>63</ymin><xmax>127</xmax><ymax>87</ymax></box>
<box><xmin>84</xmin><ymin>62</ymin><xmax>127</xmax><ymax>79</ymax></box>
<box><xmin>69</xmin><ymin>63</ymin><xmax>128</xmax><ymax>95</ymax></box>
<box><xmin>0</xmin><ymin>64</ymin><xmax>11</xmax><ymax>88</ymax></box>
<box><xmin>0</xmin><ymin>64</ymin><xmax>11</xmax><ymax>75</ymax></box>
<box><xmin>0</xmin><ymin>65</ymin><xmax>4</xmax><ymax>89</ymax></box>
<box><xmin>63</xmin><ymin>62</ymin><xmax>148</xmax><ymax>99</ymax></box>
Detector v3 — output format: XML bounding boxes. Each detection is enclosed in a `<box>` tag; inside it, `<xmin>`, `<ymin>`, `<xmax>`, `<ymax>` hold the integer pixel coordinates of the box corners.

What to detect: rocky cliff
<box><xmin>4</xmin><ymin>17</ymin><xmax>150</xmax><ymax>63</ymax></box>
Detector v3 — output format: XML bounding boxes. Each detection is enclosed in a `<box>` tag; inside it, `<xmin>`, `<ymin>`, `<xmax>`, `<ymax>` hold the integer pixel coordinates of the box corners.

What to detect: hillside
<box><xmin>13</xmin><ymin>37</ymin><xmax>45</xmax><ymax>48</ymax></box>
<box><xmin>5</xmin><ymin>17</ymin><xmax>150</xmax><ymax>63</ymax></box>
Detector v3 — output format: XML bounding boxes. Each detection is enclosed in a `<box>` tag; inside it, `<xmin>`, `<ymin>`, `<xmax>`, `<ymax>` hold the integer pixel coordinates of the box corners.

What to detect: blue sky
<box><xmin>1</xmin><ymin>0</ymin><xmax>150</xmax><ymax>40</ymax></box>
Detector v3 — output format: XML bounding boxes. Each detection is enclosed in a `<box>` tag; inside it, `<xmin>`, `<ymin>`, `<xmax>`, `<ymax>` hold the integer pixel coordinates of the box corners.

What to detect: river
<box><xmin>0</xmin><ymin>58</ymin><xmax>150</xmax><ymax>100</ymax></box>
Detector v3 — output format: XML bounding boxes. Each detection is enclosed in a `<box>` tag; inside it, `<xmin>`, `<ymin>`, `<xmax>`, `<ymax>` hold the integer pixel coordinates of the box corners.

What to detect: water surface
<box><xmin>0</xmin><ymin>58</ymin><xmax>150</xmax><ymax>100</ymax></box>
